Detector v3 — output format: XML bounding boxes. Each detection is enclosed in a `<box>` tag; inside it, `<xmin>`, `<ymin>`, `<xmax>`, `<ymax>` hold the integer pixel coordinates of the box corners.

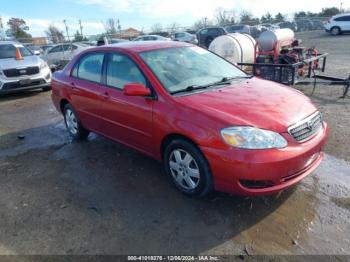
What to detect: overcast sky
<box><xmin>0</xmin><ymin>0</ymin><xmax>349</xmax><ymax>37</ymax></box>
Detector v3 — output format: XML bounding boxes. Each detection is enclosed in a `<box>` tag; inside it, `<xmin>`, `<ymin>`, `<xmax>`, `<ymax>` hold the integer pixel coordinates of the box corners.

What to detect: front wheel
<box><xmin>331</xmin><ymin>27</ymin><xmax>341</xmax><ymax>35</ymax></box>
<box><xmin>163</xmin><ymin>139</ymin><xmax>213</xmax><ymax>197</ymax></box>
<box><xmin>63</xmin><ymin>103</ymin><xmax>90</xmax><ymax>140</ymax></box>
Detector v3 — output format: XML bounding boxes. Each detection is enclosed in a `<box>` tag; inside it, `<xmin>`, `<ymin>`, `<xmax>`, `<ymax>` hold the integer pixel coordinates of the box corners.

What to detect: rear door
<box><xmin>99</xmin><ymin>52</ymin><xmax>154</xmax><ymax>154</ymax></box>
<box><xmin>69</xmin><ymin>52</ymin><xmax>105</xmax><ymax>132</ymax></box>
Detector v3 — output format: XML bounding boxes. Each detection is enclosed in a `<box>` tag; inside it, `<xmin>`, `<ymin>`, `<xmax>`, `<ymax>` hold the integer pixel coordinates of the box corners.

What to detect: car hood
<box><xmin>0</xmin><ymin>55</ymin><xmax>41</xmax><ymax>70</ymax></box>
<box><xmin>175</xmin><ymin>78</ymin><xmax>317</xmax><ymax>133</ymax></box>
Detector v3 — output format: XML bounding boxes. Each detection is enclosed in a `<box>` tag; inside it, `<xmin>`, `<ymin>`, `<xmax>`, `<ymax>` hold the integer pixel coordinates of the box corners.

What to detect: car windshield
<box><xmin>0</xmin><ymin>44</ymin><xmax>33</xmax><ymax>59</ymax></box>
<box><xmin>139</xmin><ymin>46</ymin><xmax>247</xmax><ymax>94</ymax></box>
<box><xmin>227</xmin><ymin>25</ymin><xmax>244</xmax><ymax>32</ymax></box>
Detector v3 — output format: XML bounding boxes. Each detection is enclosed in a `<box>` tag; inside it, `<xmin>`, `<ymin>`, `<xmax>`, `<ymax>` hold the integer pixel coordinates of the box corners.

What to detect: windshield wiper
<box><xmin>170</xmin><ymin>77</ymin><xmax>235</xmax><ymax>95</ymax></box>
<box><xmin>170</xmin><ymin>75</ymin><xmax>253</xmax><ymax>95</ymax></box>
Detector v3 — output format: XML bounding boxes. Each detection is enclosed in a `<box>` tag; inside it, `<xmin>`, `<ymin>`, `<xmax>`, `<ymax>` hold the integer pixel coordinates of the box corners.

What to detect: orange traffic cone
<box><xmin>15</xmin><ymin>47</ymin><xmax>23</xmax><ymax>60</ymax></box>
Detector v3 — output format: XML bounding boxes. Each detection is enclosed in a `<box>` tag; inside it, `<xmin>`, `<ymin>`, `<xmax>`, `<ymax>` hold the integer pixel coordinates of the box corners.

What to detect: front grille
<box><xmin>2</xmin><ymin>79</ymin><xmax>45</xmax><ymax>90</ymax></box>
<box><xmin>3</xmin><ymin>66</ymin><xmax>40</xmax><ymax>77</ymax></box>
<box><xmin>288</xmin><ymin>111</ymin><xmax>323</xmax><ymax>142</ymax></box>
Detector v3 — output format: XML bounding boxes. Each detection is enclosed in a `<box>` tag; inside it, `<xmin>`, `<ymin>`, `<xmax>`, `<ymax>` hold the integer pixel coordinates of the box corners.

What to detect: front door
<box><xmin>99</xmin><ymin>52</ymin><xmax>154</xmax><ymax>155</ymax></box>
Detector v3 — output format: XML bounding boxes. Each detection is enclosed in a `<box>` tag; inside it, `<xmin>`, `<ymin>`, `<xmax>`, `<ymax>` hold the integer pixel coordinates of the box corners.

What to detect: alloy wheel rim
<box><xmin>169</xmin><ymin>149</ymin><xmax>200</xmax><ymax>190</ymax></box>
<box><xmin>65</xmin><ymin>109</ymin><xmax>78</xmax><ymax>135</ymax></box>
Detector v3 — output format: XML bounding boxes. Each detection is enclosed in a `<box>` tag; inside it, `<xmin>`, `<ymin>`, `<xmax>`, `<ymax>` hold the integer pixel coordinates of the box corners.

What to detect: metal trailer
<box><xmin>238</xmin><ymin>53</ymin><xmax>350</xmax><ymax>98</ymax></box>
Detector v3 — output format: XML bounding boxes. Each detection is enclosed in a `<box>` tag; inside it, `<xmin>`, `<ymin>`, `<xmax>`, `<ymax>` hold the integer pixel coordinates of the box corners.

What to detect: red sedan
<box><xmin>51</xmin><ymin>41</ymin><xmax>328</xmax><ymax>197</ymax></box>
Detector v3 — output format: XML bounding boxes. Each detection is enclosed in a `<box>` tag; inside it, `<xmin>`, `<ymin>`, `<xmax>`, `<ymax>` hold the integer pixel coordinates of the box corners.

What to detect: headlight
<box><xmin>40</xmin><ymin>62</ymin><xmax>49</xmax><ymax>70</ymax></box>
<box><xmin>221</xmin><ymin>126</ymin><xmax>287</xmax><ymax>149</ymax></box>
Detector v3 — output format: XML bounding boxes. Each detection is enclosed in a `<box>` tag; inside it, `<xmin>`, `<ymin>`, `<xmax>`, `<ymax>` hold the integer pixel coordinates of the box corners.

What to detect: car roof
<box><xmin>85</xmin><ymin>41</ymin><xmax>192</xmax><ymax>53</ymax></box>
<box><xmin>333</xmin><ymin>13</ymin><xmax>350</xmax><ymax>18</ymax></box>
<box><xmin>0</xmin><ymin>41</ymin><xmax>22</xmax><ymax>46</ymax></box>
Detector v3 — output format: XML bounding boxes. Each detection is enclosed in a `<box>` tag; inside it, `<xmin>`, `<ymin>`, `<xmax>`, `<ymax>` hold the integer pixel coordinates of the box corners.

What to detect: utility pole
<box><xmin>0</xmin><ymin>16</ymin><xmax>4</xmax><ymax>40</ymax></box>
<box><xmin>78</xmin><ymin>19</ymin><xmax>83</xmax><ymax>37</ymax></box>
<box><xmin>63</xmin><ymin>19</ymin><xmax>70</xmax><ymax>41</ymax></box>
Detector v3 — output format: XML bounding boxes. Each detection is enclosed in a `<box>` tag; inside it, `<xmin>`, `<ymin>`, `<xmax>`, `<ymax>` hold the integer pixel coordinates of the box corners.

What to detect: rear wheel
<box><xmin>163</xmin><ymin>139</ymin><xmax>213</xmax><ymax>197</ymax></box>
<box><xmin>331</xmin><ymin>27</ymin><xmax>341</xmax><ymax>35</ymax></box>
<box><xmin>63</xmin><ymin>103</ymin><xmax>90</xmax><ymax>140</ymax></box>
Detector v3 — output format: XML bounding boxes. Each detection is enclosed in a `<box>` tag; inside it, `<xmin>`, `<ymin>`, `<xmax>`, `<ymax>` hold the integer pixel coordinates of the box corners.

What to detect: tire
<box><xmin>63</xmin><ymin>103</ymin><xmax>90</xmax><ymax>140</ymax></box>
<box><xmin>331</xmin><ymin>27</ymin><xmax>341</xmax><ymax>36</ymax></box>
<box><xmin>163</xmin><ymin>139</ymin><xmax>213</xmax><ymax>197</ymax></box>
<box><xmin>205</xmin><ymin>37</ymin><xmax>213</xmax><ymax>48</ymax></box>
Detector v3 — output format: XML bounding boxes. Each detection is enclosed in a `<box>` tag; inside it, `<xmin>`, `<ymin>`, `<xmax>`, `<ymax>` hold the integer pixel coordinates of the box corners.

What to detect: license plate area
<box><xmin>19</xmin><ymin>79</ymin><xmax>32</xmax><ymax>86</ymax></box>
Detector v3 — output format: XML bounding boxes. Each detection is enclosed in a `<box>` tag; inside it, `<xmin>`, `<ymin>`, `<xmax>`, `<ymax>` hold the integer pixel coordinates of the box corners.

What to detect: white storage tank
<box><xmin>258</xmin><ymin>28</ymin><xmax>295</xmax><ymax>51</ymax></box>
<box><xmin>208</xmin><ymin>33</ymin><xmax>256</xmax><ymax>65</ymax></box>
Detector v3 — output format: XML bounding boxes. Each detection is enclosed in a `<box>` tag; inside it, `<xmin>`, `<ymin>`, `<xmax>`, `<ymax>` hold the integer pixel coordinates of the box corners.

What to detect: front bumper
<box><xmin>201</xmin><ymin>122</ymin><xmax>329</xmax><ymax>196</ymax></box>
<box><xmin>0</xmin><ymin>67</ymin><xmax>51</xmax><ymax>95</ymax></box>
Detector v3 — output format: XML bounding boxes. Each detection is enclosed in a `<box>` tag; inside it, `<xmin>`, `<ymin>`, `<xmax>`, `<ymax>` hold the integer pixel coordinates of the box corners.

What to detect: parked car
<box><xmin>225</xmin><ymin>24</ymin><xmax>251</xmax><ymax>34</ymax></box>
<box><xmin>40</xmin><ymin>44</ymin><xmax>55</xmax><ymax>53</ymax></box>
<box><xmin>324</xmin><ymin>13</ymin><xmax>350</xmax><ymax>35</ymax></box>
<box><xmin>133</xmin><ymin>35</ymin><xmax>171</xmax><ymax>41</ymax></box>
<box><xmin>51</xmin><ymin>41</ymin><xmax>329</xmax><ymax>197</ymax></box>
<box><xmin>172</xmin><ymin>32</ymin><xmax>198</xmax><ymax>44</ymax></box>
<box><xmin>110</xmin><ymin>38</ymin><xmax>129</xmax><ymax>44</ymax></box>
<box><xmin>0</xmin><ymin>41</ymin><xmax>51</xmax><ymax>94</ymax></box>
<box><xmin>24</xmin><ymin>44</ymin><xmax>43</xmax><ymax>55</ymax></box>
<box><xmin>197</xmin><ymin>27</ymin><xmax>226</xmax><ymax>48</ymax></box>
<box><xmin>295</xmin><ymin>19</ymin><xmax>313</xmax><ymax>31</ymax></box>
<box><xmin>310</xmin><ymin>20</ymin><xmax>324</xmax><ymax>30</ymax></box>
<box><xmin>42</xmin><ymin>43</ymin><xmax>89</xmax><ymax>69</ymax></box>
<box><xmin>277</xmin><ymin>21</ymin><xmax>298</xmax><ymax>31</ymax></box>
<box><xmin>258</xmin><ymin>23</ymin><xmax>280</xmax><ymax>32</ymax></box>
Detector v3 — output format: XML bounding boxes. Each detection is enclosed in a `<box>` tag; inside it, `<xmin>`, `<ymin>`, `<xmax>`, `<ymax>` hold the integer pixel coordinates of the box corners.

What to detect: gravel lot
<box><xmin>0</xmin><ymin>30</ymin><xmax>349</xmax><ymax>256</ymax></box>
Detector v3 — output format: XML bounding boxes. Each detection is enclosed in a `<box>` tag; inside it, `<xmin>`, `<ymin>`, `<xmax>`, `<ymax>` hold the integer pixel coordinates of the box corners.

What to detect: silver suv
<box><xmin>0</xmin><ymin>41</ymin><xmax>51</xmax><ymax>95</ymax></box>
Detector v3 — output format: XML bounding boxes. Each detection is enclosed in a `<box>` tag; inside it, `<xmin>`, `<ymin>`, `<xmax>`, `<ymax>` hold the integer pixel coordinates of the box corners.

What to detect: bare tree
<box><xmin>105</xmin><ymin>18</ymin><xmax>117</xmax><ymax>34</ymax></box>
<box><xmin>45</xmin><ymin>24</ymin><xmax>65</xmax><ymax>43</ymax></box>
<box><xmin>151</xmin><ymin>23</ymin><xmax>163</xmax><ymax>33</ymax></box>
<box><xmin>192</xmin><ymin>18</ymin><xmax>213</xmax><ymax>31</ymax></box>
<box><xmin>214</xmin><ymin>8</ymin><xmax>236</xmax><ymax>26</ymax></box>
<box><xmin>167</xmin><ymin>22</ymin><xmax>181</xmax><ymax>34</ymax></box>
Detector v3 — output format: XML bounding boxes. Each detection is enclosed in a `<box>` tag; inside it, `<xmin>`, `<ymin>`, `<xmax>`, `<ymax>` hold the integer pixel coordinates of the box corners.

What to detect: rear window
<box><xmin>76</xmin><ymin>53</ymin><xmax>104</xmax><ymax>83</ymax></box>
<box><xmin>0</xmin><ymin>44</ymin><xmax>32</xmax><ymax>59</ymax></box>
<box><xmin>334</xmin><ymin>16</ymin><xmax>350</xmax><ymax>22</ymax></box>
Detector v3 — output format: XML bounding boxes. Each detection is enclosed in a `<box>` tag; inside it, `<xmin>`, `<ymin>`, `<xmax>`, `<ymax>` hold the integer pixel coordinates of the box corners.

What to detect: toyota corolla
<box><xmin>51</xmin><ymin>41</ymin><xmax>328</xmax><ymax>197</ymax></box>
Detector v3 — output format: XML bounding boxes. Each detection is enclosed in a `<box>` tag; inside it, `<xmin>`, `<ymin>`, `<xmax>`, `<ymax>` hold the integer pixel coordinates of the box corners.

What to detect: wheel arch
<box><xmin>59</xmin><ymin>98</ymin><xmax>70</xmax><ymax>113</ymax></box>
<box><xmin>160</xmin><ymin>133</ymin><xmax>204</xmax><ymax>162</ymax></box>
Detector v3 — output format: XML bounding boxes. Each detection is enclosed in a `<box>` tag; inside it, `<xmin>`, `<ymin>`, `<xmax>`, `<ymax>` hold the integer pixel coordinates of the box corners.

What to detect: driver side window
<box><xmin>106</xmin><ymin>53</ymin><xmax>147</xmax><ymax>89</ymax></box>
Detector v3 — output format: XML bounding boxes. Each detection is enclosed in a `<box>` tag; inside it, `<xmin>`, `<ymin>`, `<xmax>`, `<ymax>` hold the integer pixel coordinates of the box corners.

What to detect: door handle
<box><xmin>101</xmin><ymin>91</ymin><xmax>109</xmax><ymax>99</ymax></box>
<box><xmin>70</xmin><ymin>82</ymin><xmax>76</xmax><ymax>89</ymax></box>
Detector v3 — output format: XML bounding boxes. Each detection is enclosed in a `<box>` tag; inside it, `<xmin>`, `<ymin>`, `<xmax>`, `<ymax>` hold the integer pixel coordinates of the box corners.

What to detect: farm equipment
<box><xmin>213</xmin><ymin>28</ymin><xmax>350</xmax><ymax>98</ymax></box>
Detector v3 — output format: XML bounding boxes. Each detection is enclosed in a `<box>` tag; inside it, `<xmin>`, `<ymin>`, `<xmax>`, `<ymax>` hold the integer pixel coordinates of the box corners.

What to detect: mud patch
<box><xmin>331</xmin><ymin>197</ymin><xmax>350</xmax><ymax>211</ymax></box>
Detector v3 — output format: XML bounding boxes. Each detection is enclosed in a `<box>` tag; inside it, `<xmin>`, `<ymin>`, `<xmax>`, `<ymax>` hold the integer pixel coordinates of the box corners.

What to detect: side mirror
<box><xmin>123</xmin><ymin>83</ymin><xmax>151</xmax><ymax>97</ymax></box>
<box><xmin>34</xmin><ymin>50</ymin><xmax>41</xmax><ymax>56</ymax></box>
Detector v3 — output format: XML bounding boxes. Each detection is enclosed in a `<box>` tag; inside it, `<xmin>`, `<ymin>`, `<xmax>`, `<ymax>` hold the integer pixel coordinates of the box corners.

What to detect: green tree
<box><xmin>294</xmin><ymin>11</ymin><xmax>307</xmax><ymax>19</ymax></box>
<box><xmin>261</xmin><ymin>12</ymin><xmax>273</xmax><ymax>23</ymax></box>
<box><xmin>319</xmin><ymin>7</ymin><xmax>340</xmax><ymax>17</ymax></box>
<box><xmin>274</xmin><ymin>12</ymin><xmax>285</xmax><ymax>22</ymax></box>
<box><xmin>7</xmin><ymin>17</ymin><xmax>32</xmax><ymax>42</ymax></box>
